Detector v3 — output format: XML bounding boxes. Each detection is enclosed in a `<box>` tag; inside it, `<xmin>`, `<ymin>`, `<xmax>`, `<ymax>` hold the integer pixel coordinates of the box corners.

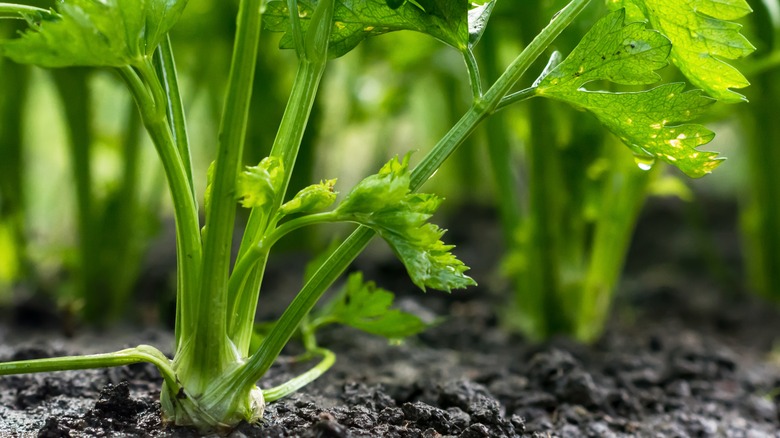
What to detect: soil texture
<box><xmin>0</xmin><ymin>200</ymin><xmax>779</xmax><ymax>437</ymax></box>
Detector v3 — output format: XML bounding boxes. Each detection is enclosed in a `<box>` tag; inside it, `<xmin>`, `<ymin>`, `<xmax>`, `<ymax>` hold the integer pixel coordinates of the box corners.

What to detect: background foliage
<box><xmin>0</xmin><ymin>0</ymin><xmax>775</xmax><ymax>337</ymax></box>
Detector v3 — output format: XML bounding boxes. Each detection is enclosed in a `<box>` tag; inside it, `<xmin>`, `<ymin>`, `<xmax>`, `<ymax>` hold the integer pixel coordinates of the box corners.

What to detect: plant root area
<box><xmin>1</xmin><ymin>202</ymin><xmax>779</xmax><ymax>437</ymax></box>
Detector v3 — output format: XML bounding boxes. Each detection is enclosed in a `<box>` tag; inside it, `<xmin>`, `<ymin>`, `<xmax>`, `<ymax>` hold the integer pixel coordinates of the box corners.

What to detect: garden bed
<box><xmin>1</xmin><ymin>201</ymin><xmax>779</xmax><ymax>437</ymax></box>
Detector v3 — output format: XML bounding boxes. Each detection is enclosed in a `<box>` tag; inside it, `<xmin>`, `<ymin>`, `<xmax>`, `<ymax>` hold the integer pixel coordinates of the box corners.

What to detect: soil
<box><xmin>1</xmin><ymin>199</ymin><xmax>779</xmax><ymax>437</ymax></box>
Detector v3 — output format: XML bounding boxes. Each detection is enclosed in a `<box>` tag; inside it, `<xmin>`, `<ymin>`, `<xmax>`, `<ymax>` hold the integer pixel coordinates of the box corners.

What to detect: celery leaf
<box><xmin>280</xmin><ymin>179</ymin><xmax>338</xmax><ymax>215</ymax></box>
<box><xmin>263</xmin><ymin>0</ymin><xmax>470</xmax><ymax>57</ymax></box>
<box><xmin>608</xmin><ymin>0</ymin><xmax>755</xmax><ymax>102</ymax></box>
<box><xmin>334</xmin><ymin>155</ymin><xmax>475</xmax><ymax>292</ymax></box>
<box><xmin>1</xmin><ymin>0</ymin><xmax>187</xmax><ymax>68</ymax></box>
<box><xmin>536</xmin><ymin>9</ymin><xmax>720</xmax><ymax>178</ymax></box>
<box><xmin>315</xmin><ymin>272</ymin><xmax>428</xmax><ymax>339</ymax></box>
<box><xmin>238</xmin><ymin>157</ymin><xmax>284</xmax><ymax>209</ymax></box>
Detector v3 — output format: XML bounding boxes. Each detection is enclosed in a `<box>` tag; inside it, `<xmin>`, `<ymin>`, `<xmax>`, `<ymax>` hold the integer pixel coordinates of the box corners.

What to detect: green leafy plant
<box><xmin>0</xmin><ymin>0</ymin><xmax>498</xmax><ymax>431</ymax></box>
<box><xmin>0</xmin><ymin>16</ymin><xmax>30</xmax><ymax>291</ymax></box>
<box><xmin>52</xmin><ymin>68</ymin><xmax>160</xmax><ymax>324</ymax></box>
<box><xmin>490</xmin><ymin>0</ymin><xmax>753</xmax><ymax>342</ymax></box>
<box><xmin>735</xmin><ymin>0</ymin><xmax>780</xmax><ymax>303</ymax></box>
<box><xmin>0</xmin><ymin>0</ymin><xmax>752</xmax><ymax>432</ymax></box>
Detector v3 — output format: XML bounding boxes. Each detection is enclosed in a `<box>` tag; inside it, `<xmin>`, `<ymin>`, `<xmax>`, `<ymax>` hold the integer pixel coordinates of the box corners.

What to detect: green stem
<box><xmin>186</xmin><ymin>0</ymin><xmax>263</xmax><ymax>384</ymax></box>
<box><xmin>228</xmin><ymin>212</ymin><xmax>335</xmax><ymax>310</ymax></box>
<box><xmin>463</xmin><ymin>49</ymin><xmax>483</xmax><ymax>100</ymax></box>
<box><xmin>261</xmin><ymin>347</ymin><xmax>335</xmax><ymax>402</ymax></box>
<box><xmin>232</xmin><ymin>0</ymin><xmax>593</xmax><ymax>387</ymax></box>
<box><xmin>135</xmin><ymin>61</ymin><xmax>168</xmax><ymax>119</ymax></box>
<box><xmin>230</xmin><ymin>59</ymin><xmax>328</xmax><ymax>352</ymax></box>
<box><xmin>287</xmin><ymin>0</ymin><xmax>305</xmax><ymax>56</ymax></box>
<box><xmin>229</xmin><ymin>0</ymin><xmax>335</xmax><ymax>354</ymax></box>
<box><xmin>229</xmin><ymin>2</ymin><xmax>335</xmax><ymax>343</ymax></box>
<box><xmin>156</xmin><ymin>35</ymin><xmax>194</xmax><ymax>192</ymax></box>
<box><xmin>575</xmin><ymin>153</ymin><xmax>650</xmax><ymax>341</ymax></box>
<box><xmin>118</xmin><ymin>65</ymin><xmax>201</xmax><ymax>347</ymax></box>
<box><xmin>235</xmin><ymin>226</ymin><xmax>372</xmax><ymax>383</ymax></box>
<box><xmin>242</xmin><ymin>0</ymin><xmax>337</xmax><ymax>249</ymax></box>
<box><xmin>0</xmin><ymin>345</ymin><xmax>178</xmax><ymax>391</ymax></box>
<box><xmin>496</xmin><ymin>87</ymin><xmax>538</xmax><ymax>111</ymax></box>
<box><xmin>482</xmin><ymin>1</ymin><xmax>590</xmax><ymax>108</ymax></box>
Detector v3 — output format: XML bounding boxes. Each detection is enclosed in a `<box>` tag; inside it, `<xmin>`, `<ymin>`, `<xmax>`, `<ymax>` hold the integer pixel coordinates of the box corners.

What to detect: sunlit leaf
<box><xmin>0</xmin><ymin>0</ymin><xmax>187</xmax><ymax>67</ymax></box>
<box><xmin>608</xmin><ymin>0</ymin><xmax>755</xmax><ymax>102</ymax></box>
<box><xmin>555</xmin><ymin>84</ymin><xmax>718</xmax><ymax>177</ymax></box>
<box><xmin>263</xmin><ymin>0</ymin><xmax>469</xmax><ymax>58</ymax></box>
<box><xmin>536</xmin><ymin>9</ymin><xmax>720</xmax><ymax>177</ymax></box>
<box><xmin>538</xmin><ymin>10</ymin><xmax>670</xmax><ymax>88</ymax></box>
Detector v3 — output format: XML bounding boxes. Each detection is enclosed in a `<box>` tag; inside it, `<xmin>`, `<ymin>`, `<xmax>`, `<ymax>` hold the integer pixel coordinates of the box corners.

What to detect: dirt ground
<box><xmin>0</xmin><ymin>200</ymin><xmax>779</xmax><ymax>437</ymax></box>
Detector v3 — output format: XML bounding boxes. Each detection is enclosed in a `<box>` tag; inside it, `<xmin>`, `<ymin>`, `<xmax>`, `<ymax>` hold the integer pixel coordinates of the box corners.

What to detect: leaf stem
<box><xmin>575</xmin><ymin>155</ymin><xmax>650</xmax><ymax>341</ymax></box>
<box><xmin>230</xmin><ymin>0</ymin><xmax>332</xmax><ymax>351</ymax></box>
<box><xmin>228</xmin><ymin>212</ymin><xmax>336</xmax><ymax>306</ymax></box>
<box><xmin>118</xmin><ymin>65</ymin><xmax>201</xmax><ymax>348</ymax></box>
<box><xmin>463</xmin><ymin>49</ymin><xmax>483</xmax><ymax>100</ymax></box>
<box><xmin>186</xmin><ymin>0</ymin><xmax>263</xmax><ymax>384</ymax></box>
<box><xmin>481</xmin><ymin>0</ymin><xmax>591</xmax><ymax>112</ymax></box>
<box><xmin>0</xmin><ymin>345</ymin><xmax>178</xmax><ymax>391</ymax></box>
<box><xmin>496</xmin><ymin>86</ymin><xmax>537</xmax><ymax>111</ymax></box>
<box><xmin>135</xmin><ymin>61</ymin><xmax>168</xmax><ymax>119</ymax></box>
<box><xmin>261</xmin><ymin>347</ymin><xmax>335</xmax><ymax>402</ymax></box>
<box><xmin>287</xmin><ymin>0</ymin><xmax>305</xmax><ymax>57</ymax></box>
<box><xmin>155</xmin><ymin>35</ymin><xmax>194</xmax><ymax>192</ymax></box>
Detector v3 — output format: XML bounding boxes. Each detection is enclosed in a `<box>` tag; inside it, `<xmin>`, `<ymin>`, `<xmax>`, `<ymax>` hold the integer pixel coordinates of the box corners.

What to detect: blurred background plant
<box><xmin>475</xmin><ymin>0</ymin><xmax>699</xmax><ymax>342</ymax></box>
<box><xmin>739</xmin><ymin>0</ymin><xmax>780</xmax><ymax>304</ymax></box>
<box><xmin>0</xmin><ymin>12</ymin><xmax>164</xmax><ymax>325</ymax></box>
<box><xmin>1</xmin><ymin>0</ymin><xmax>778</xmax><ymax>344</ymax></box>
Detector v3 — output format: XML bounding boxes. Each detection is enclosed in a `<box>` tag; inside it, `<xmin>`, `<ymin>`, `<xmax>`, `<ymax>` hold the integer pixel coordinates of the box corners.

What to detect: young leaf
<box><xmin>536</xmin><ymin>9</ymin><xmax>720</xmax><ymax>178</ymax></box>
<box><xmin>280</xmin><ymin>179</ymin><xmax>338</xmax><ymax>215</ymax></box>
<box><xmin>238</xmin><ymin>156</ymin><xmax>284</xmax><ymax>209</ymax></box>
<box><xmin>314</xmin><ymin>272</ymin><xmax>428</xmax><ymax>339</ymax></box>
<box><xmin>537</xmin><ymin>10</ymin><xmax>671</xmax><ymax>88</ymax></box>
<box><xmin>468</xmin><ymin>0</ymin><xmax>496</xmax><ymax>48</ymax></box>
<box><xmin>608</xmin><ymin>0</ymin><xmax>756</xmax><ymax>102</ymax></box>
<box><xmin>204</xmin><ymin>161</ymin><xmax>217</xmax><ymax>215</ymax></box>
<box><xmin>263</xmin><ymin>0</ymin><xmax>470</xmax><ymax>58</ymax></box>
<box><xmin>334</xmin><ymin>155</ymin><xmax>475</xmax><ymax>292</ymax></box>
<box><xmin>0</xmin><ymin>0</ymin><xmax>187</xmax><ymax>68</ymax></box>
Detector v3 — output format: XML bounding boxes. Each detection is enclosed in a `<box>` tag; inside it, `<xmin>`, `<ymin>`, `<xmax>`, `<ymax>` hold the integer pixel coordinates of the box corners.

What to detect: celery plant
<box><xmin>0</xmin><ymin>0</ymin><xmax>749</xmax><ymax>432</ymax></box>
<box><xmin>0</xmin><ymin>0</ymin><xmax>537</xmax><ymax>431</ymax></box>
<box><xmin>491</xmin><ymin>0</ymin><xmax>754</xmax><ymax>342</ymax></box>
